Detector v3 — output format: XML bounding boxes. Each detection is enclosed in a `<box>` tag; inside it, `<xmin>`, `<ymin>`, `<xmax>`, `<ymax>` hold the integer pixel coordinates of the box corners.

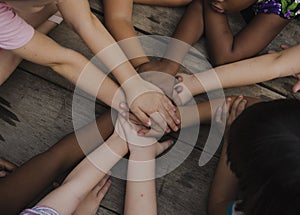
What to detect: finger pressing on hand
<box><xmin>133</xmin><ymin>108</ymin><xmax>151</xmax><ymax>127</ymax></box>
<box><xmin>158</xmin><ymin>107</ymin><xmax>178</xmax><ymax>132</ymax></box>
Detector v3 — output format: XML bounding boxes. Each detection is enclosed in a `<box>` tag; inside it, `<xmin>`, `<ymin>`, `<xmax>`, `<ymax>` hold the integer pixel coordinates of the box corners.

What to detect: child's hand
<box><xmin>215</xmin><ymin>96</ymin><xmax>247</xmax><ymax>134</ymax></box>
<box><xmin>140</xmin><ymin>71</ymin><xmax>176</xmax><ymax>101</ymax></box>
<box><xmin>121</xmin><ymin>76</ymin><xmax>180</xmax><ymax>132</ymax></box>
<box><xmin>114</xmin><ymin>116</ymin><xmax>173</xmax><ymax>157</ymax></box>
<box><xmin>0</xmin><ymin>158</ymin><xmax>17</xmax><ymax>177</ymax></box>
<box><xmin>138</xmin><ymin>60</ymin><xmax>178</xmax><ymax>99</ymax></box>
<box><xmin>173</xmin><ymin>73</ymin><xmax>196</xmax><ymax>105</ymax></box>
<box><xmin>118</xmin><ymin>103</ymin><xmax>172</xmax><ymax>136</ymax></box>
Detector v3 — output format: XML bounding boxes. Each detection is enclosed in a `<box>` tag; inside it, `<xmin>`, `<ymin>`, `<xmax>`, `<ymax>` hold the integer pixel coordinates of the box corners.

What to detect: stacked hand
<box><xmin>138</xmin><ymin>61</ymin><xmax>178</xmax><ymax>100</ymax></box>
<box><xmin>121</xmin><ymin>75</ymin><xmax>180</xmax><ymax>133</ymax></box>
<box><xmin>114</xmin><ymin>115</ymin><xmax>174</xmax><ymax>157</ymax></box>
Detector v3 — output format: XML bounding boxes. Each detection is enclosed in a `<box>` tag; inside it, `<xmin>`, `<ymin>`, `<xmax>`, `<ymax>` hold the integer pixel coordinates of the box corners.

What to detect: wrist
<box><xmin>129</xmin><ymin>147</ymin><xmax>156</xmax><ymax>161</ymax></box>
<box><xmin>107</xmin><ymin>134</ymin><xmax>129</xmax><ymax>156</ymax></box>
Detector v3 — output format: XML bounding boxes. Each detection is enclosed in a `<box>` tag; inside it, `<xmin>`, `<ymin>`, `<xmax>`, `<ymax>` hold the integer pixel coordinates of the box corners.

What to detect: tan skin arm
<box><xmin>204</xmin><ymin>0</ymin><xmax>289</xmax><ymax>66</ymax></box>
<box><xmin>156</xmin><ymin>0</ymin><xmax>204</xmax><ymax>76</ymax></box>
<box><xmin>103</xmin><ymin>0</ymin><xmax>149</xmax><ymax>68</ymax></box>
<box><xmin>11</xmin><ymin>31</ymin><xmax>125</xmax><ymax>112</ymax></box>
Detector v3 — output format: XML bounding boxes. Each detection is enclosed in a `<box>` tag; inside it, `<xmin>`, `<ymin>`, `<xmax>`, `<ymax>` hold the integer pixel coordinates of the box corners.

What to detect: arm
<box><xmin>115</xmin><ymin>116</ymin><xmax>173</xmax><ymax>215</ymax></box>
<box><xmin>11</xmin><ymin>31</ymin><xmax>126</xmax><ymax>112</ymax></box>
<box><xmin>136</xmin><ymin>0</ymin><xmax>204</xmax><ymax>99</ymax></box>
<box><xmin>36</xmin><ymin>133</ymin><xmax>128</xmax><ymax>215</ymax></box>
<box><xmin>160</xmin><ymin>0</ymin><xmax>204</xmax><ymax>76</ymax></box>
<box><xmin>174</xmin><ymin>45</ymin><xmax>300</xmax><ymax>102</ymax></box>
<box><xmin>124</xmin><ymin>148</ymin><xmax>157</xmax><ymax>215</ymax></box>
<box><xmin>208</xmin><ymin>138</ymin><xmax>239</xmax><ymax>215</ymax></box>
<box><xmin>58</xmin><ymin>0</ymin><xmax>180</xmax><ymax>130</ymax></box>
<box><xmin>204</xmin><ymin>0</ymin><xmax>289</xmax><ymax>66</ymax></box>
<box><xmin>208</xmin><ymin>97</ymin><xmax>247</xmax><ymax>215</ymax></box>
<box><xmin>103</xmin><ymin>0</ymin><xmax>149</xmax><ymax>68</ymax></box>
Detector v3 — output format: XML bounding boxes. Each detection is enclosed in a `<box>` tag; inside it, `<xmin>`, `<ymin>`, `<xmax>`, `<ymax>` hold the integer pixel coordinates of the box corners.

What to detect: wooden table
<box><xmin>0</xmin><ymin>1</ymin><xmax>299</xmax><ymax>214</ymax></box>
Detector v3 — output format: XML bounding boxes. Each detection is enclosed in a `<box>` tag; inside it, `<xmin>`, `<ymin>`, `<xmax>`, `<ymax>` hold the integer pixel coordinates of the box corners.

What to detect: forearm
<box><xmin>208</xmin><ymin>141</ymin><xmax>238</xmax><ymax>215</ymax></box>
<box><xmin>105</xmin><ymin>18</ymin><xmax>149</xmax><ymax>68</ymax></box>
<box><xmin>59</xmin><ymin>1</ymin><xmax>139</xmax><ymax>84</ymax></box>
<box><xmin>125</xmin><ymin>150</ymin><xmax>157</xmax><ymax>215</ymax></box>
<box><xmin>204</xmin><ymin>0</ymin><xmax>234</xmax><ymax>66</ymax></box>
<box><xmin>162</xmin><ymin>0</ymin><xmax>204</xmax><ymax>75</ymax></box>
<box><xmin>37</xmin><ymin>134</ymin><xmax>128</xmax><ymax>214</ymax></box>
<box><xmin>188</xmin><ymin>49</ymin><xmax>299</xmax><ymax>95</ymax></box>
<box><xmin>52</xmin><ymin>52</ymin><xmax>126</xmax><ymax>112</ymax></box>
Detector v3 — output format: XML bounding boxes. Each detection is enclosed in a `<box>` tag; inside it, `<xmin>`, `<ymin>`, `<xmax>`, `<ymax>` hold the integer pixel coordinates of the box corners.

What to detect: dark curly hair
<box><xmin>227</xmin><ymin>99</ymin><xmax>300</xmax><ymax>215</ymax></box>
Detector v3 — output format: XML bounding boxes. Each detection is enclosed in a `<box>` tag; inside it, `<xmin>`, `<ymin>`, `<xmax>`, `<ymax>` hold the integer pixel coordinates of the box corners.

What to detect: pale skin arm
<box><xmin>125</xmin><ymin>149</ymin><xmax>157</xmax><ymax>215</ymax></box>
<box><xmin>204</xmin><ymin>0</ymin><xmax>289</xmax><ymax>66</ymax></box>
<box><xmin>36</xmin><ymin>133</ymin><xmax>128</xmax><ymax>215</ymax></box>
<box><xmin>124</xmin><ymin>141</ymin><xmax>173</xmax><ymax>215</ymax></box>
<box><xmin>174</xmin><ymin>45</ymin><xmax>300</xmax><ymax>104</ymax></box>
<box><xmin>57</xmin><ymin>0</ymin><xmax>180</xmax><ymax>131</ymax></box>
<box><xmin>115</xmin><ymin>116</ymin><xmax>173</xmax><ymax>215</ymax></box>
<box><xmin>11</xmin><ymin>31</ymin><xmax>126</xmax><ymax>113</ymax></box>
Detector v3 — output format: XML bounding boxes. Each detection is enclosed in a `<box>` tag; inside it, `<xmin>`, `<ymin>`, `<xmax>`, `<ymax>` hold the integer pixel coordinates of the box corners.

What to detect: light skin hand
<box><xmin>123</xmin><ymin>76</ymin><xmax>180</xmax><ymax>131</ymax></box>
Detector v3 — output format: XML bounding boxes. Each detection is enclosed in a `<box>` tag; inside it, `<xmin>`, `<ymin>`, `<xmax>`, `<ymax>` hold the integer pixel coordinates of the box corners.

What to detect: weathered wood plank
<box><xmin>0</xmin><ymin>69</ymin><xmax>108</xmax><ymax>164</ymax></box>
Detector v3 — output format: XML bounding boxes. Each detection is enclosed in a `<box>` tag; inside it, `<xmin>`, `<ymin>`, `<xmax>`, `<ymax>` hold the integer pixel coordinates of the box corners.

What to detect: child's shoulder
<box><xmin>254</xmin><ymin>0</ymin><xmax>300</xmax><ymax>19</ymax></box>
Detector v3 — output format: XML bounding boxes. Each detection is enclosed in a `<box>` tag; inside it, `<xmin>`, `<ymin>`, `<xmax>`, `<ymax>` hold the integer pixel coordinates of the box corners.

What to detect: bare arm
<box><xmin>161</xmin><ymin>0</ymin><xmax>204</xmax><ymax>75</ymax></box>
<box><xmin>208</xmin><ymin>97</ymin><xmax>247</xmax><ymax>215</ymax></box>
<box><xmin>11</xmin><ymin>31</ymin><xmax>126</xmax><ymax>112</ymax></box>
<box><xmin>36</xmin><ymin>133</ymin><xmax>128</xmax><ymax>215</ymax></box>
<box><xmin>58</xmin><ymin>0</ymin><xmax>180</xmax><ymax>131</ymax></box>
<box><xmin>103</xmin><ymin>0</ymin><xmax>149</xmax><ymax>68</ymax></box>
<box><xmin>175</xmin><ymin>45</ymin><xmax>300</xmax><ymax>101</ymax></box>
<box><xmin>204</xmin><ymin>0</ymin><xmax>289</xmax><ymax>66</ymax></box>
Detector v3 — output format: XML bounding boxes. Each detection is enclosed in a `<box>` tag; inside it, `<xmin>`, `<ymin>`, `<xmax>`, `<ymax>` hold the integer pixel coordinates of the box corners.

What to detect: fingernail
<box><xmin>174</xmin><ymin>126</ymin><xmax>178</xmax><ymax>132</ymax></box>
